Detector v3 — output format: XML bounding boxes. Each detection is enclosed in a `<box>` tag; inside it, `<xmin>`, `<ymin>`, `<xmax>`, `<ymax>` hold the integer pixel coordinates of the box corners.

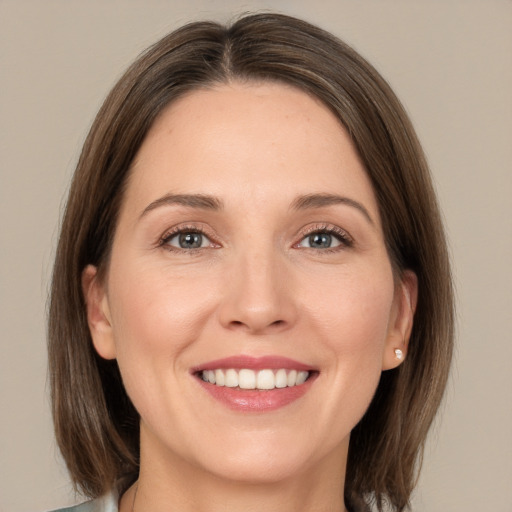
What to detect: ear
<box><xmin>82</xmin><ymin>264</ymin><xmax>117</xmax><ymax>360</ymax></box>
<box><xmin>382</xmin><ymin>270</ymin><xmax>418</xmax><ymax>370</ymax></box>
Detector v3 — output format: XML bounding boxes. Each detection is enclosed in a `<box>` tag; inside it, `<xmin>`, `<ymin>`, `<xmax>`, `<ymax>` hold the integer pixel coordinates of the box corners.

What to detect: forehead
<box><xmin>122</xmin><ymin>81</ymin><xmax>379</xmax><ymax>221</ymax></box>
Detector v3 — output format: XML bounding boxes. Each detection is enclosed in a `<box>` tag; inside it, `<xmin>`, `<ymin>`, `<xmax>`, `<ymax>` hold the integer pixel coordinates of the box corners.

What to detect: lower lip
<box><xmin>196</xmin><ymin>375</ymin><xmax>316</xmax><ymax>412</ymax></box>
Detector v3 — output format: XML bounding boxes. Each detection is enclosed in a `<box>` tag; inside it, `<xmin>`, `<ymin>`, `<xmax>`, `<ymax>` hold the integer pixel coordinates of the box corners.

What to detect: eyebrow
<box><xmin>291</xmin><ymin>193</ymin><xmax>374</xmax><ymax>225</ymax></box>
<box><xmin>140</xmin><ymin>193</ymin><xmax>224</xmax><ymax>218</ymax></box>
<box><xmin>140</xmin><ymin>192</ymin><xmax>374</xmax><ymax>225</ymax></box>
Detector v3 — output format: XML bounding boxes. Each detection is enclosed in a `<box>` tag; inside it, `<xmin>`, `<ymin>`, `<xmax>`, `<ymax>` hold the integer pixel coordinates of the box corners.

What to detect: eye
<box><xmin>163</xmin><ymin>230</ymin><xmax>212</xmax><ymax>250</ymax></box>
<box><xmin>296</xmin><ymin>227</ymin><xmax>353</xmax><ymax>250</ymax></box>
<box><xmin>298</xmin><ymin>232</ymin><xmax>341</xmax><ymax>249</ymax></box>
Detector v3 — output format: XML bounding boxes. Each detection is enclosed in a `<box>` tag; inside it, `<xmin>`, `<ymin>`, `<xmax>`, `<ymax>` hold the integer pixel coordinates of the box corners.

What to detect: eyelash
<box><xmin>159</xmin><ymin>224</ymin><xmax>219</xmax><ymax>253</ymax></box>
<box><xmin>158</xmin><ymin>223</ymin><xmax>354</xmax><ymax>253</ymax></box>
<box><xmin>295</xmin><ymin>224</ymin><xmax>354</xmax><ymax>252</ymax></box>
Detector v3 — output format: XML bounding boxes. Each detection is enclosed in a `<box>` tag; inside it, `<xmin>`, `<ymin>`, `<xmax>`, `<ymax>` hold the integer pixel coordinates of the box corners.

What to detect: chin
<box><xmin>182</xmin><ymin>427</ymin><xmax>347</xmax><ymax>486</ymax></box>
<box><xmin>199</xmin><ymin>449</ymin><xmax>312</xmax><ymax>484</ymax></box>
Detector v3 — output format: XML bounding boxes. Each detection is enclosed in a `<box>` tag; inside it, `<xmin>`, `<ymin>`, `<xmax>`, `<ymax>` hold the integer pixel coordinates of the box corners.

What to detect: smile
<box><xmin>193</xmin><ymin>355</ymin><xmax>317</xmax><ymax>411</ymax></box>
<box><xmin>200</xmin><ymin>368</ymin><xmax>310</xmax><ymax>390</ymax></box>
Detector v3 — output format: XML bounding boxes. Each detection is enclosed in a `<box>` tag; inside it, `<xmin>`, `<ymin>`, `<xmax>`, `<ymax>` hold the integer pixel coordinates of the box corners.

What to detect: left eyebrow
<box><xmin>291</xmin><ymin>193</ymin><xmax>374</xmax><ymax>226</ymax></box>
<box><xmin>140</xmin><ymin>193</ymin><xmax>224</xmax><ymax>219</ymax></box>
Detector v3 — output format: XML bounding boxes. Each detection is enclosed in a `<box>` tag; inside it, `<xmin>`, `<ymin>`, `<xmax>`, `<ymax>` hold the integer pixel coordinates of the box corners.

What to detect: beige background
<box><xmin>1</xmin><ymin>1</ymin><xmax>511</xmax><ymax>511</ymax></box>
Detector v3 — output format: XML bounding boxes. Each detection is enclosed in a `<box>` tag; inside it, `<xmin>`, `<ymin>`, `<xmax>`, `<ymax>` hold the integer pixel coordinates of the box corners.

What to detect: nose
<box><xmin>218</xmin><ymin>249</ymin><xmax>297</xmax><ymax>335</ymax></box>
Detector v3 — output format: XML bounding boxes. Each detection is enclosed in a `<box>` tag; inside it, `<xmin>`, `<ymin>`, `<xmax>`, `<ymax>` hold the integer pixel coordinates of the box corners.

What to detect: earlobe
<box><xmin>82</xmin><ymin>264</ymin><xmax>117</xmax><ymax>360</ymax></box>
<box><xmin>382</xmin><ymin>270</ymin><xmax>418</xmax><ymax>370</ymax></box>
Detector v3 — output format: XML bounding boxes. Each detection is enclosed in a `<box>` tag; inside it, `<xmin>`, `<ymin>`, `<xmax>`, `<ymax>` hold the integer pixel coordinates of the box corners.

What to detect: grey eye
<box><xmin>298</xmin><ymin>232</ymin><xmax>342</xmax><ymax>249</ymax></box>
<box><xmin>167</xmin><ymin>232</ymin><xmax>210</xmax><ymax>249</ymax></box>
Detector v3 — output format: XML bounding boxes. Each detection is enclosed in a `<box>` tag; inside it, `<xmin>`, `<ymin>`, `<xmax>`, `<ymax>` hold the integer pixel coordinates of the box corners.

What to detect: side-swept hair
<box><xmin>48</xmin><ymin>12</ymin><xmax>454</xmax><ymax>512</ymax></box>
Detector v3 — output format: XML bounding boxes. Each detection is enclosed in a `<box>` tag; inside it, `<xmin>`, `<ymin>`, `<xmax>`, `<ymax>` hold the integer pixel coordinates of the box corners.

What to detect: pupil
<box><xmin>310</xmin><ymin>233</ymin><xmax>331</xmax><ymax>248</ymax></box>
<box><xmin>179</xmin><ymin>233</ymin><xmax>202</xmax><ymax>248</ymax></box>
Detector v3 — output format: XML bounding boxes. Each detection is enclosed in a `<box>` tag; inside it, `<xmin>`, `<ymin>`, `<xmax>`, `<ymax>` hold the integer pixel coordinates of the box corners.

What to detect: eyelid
<box><xmin>294</xmin><ymin>223</ymin><xmax>354</xmax><ymax>249</ymax></box>
<box><xmin>158</xmin><ymin>223</ymin><xmax>221</xmax><ymax>250</ymax></box>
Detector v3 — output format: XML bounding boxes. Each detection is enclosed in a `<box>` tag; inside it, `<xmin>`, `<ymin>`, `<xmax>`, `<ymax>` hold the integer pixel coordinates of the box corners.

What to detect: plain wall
<box><xmin>1</xmin><ymin>1</ymin><xmax>511</xmax><ymax>511</ymax></box>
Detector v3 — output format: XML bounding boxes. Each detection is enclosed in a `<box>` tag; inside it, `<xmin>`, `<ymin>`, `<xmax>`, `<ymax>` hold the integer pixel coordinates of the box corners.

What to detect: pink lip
<box><xmin>192</xmin><ymin>355</ymin><xmax>318</xmax><ymax>412</ymax></box>
<box><xmin>191</xmin><ymin>355</ymin><xmax>314</xmax><ymax>372</ymax></box>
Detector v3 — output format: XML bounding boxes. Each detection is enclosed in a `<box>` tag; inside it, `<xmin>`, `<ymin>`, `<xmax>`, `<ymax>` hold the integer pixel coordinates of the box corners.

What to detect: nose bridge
<box><xmin>219</xmin><ymin>242</ymin><xmax>295</xmax><ymax>334</ymax></box>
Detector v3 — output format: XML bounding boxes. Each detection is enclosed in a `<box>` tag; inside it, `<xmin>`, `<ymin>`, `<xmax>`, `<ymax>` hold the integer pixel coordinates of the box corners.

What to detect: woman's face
<box><xmin>85</xmin><ymin>82</ymin><xmax>415</xmax><ymax>484</ymax></box>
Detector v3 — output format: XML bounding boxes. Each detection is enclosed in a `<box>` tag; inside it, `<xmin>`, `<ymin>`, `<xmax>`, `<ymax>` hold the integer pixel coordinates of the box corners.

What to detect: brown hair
<box><xmin>48</xmin><ymin>12</ymin><xmax>454</xmax><ymax>512</ymax></box>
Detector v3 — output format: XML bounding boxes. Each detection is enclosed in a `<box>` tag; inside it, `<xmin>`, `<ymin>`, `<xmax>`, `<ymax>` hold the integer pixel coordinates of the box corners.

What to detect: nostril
<box><xmin>227</xmin><ymin>318</ymin><xmax>287</xmax><ymax>333</ymax></box>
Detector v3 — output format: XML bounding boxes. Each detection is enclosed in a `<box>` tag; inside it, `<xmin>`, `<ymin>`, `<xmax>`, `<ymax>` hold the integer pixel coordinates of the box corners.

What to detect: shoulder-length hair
<box><xmin>48</xmin><ymin>12</ymin><xmax>454</xmax><ymax>512</ymax></box>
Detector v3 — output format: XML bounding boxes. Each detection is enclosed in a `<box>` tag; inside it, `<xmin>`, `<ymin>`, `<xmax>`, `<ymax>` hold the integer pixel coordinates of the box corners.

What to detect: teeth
<box><xmin>257</xmin><ymin>369</ymin><xmax>275</xmax><ymax>390</ymax></box>
<box><xmin>239</xmin><ymin>369</ymin><xmax>256</xmax><ymax>389</ymax></box>
<box><xmin>275</xmin><ymin>369</ymin><xmax>288</xmax><ymax>388</ymax></box>
<box><xmin>296</xmin><ymin>371</ymin><xmax>309</xmax><ymax>385</ymax></box>
<box><xmin>215</xmin><ymin>369</ymin><xmax>225</xmax><ymax>386</ymax></box>
<box><xmin>225</xmin><ymin>369</ymin><xmax>238</xmax><ymax>387</ymax></box>
<box><xmin>200</xmin><ymin>369</ymin><xmax>310</xmax><ymax>390</ymax></box>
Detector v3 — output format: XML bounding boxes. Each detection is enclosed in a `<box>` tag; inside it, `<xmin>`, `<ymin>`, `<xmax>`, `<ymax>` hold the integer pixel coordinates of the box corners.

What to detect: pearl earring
<box><xmin>394</xmin><ymin>348</ymin><xmax>403</xmax><ymax>360</ymax></box>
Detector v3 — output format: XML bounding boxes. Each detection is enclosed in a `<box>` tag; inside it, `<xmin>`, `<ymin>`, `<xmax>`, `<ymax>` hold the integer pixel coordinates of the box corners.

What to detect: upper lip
<box><xmin>191</xmin><ymin>355</ymin><xmax>315</xmax><ymax>373</ymax></box>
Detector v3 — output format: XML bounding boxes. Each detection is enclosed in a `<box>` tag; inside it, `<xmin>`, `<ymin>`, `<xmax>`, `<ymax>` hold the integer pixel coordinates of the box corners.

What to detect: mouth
<box><xmin>192</xmin><ymin>355</ymin><xmax>318</xmax><ymax>411</ymax></box>
<box><xmin>197</xmin><ymin>368</ymin><xmax>312</xmax><ymax>390</ymax></box>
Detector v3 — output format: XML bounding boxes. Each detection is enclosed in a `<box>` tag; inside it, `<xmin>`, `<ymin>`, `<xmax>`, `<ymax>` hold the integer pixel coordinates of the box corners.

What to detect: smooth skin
<box><xmin>83</xmin><ymin>82</ymin><xmax>417</xmax><ymax>512</ymax></box>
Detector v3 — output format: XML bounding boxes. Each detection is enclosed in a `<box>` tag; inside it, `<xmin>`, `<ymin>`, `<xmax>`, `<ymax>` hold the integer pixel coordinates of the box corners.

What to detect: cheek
<box><xmin>339</xmin><ymin>280</ymin><xmax>392</xmax><ymax>354</ymax></box>
<box><xmin>303</xmin><ymin>266</ymin><xmax>394</xmax><ymax>410</ymax></box>
<box><xmin>107</xmin><ymin>262</ymin><xmax>220</xmax><ymax>367</ymax></box>
<box><xmin>104</xmin><ymin>261</ymin><xmax>223</xmax><ymax>424</ymax></box>
<box><xmin>306</xmin><ymin>264</ymin><xmax>394</xmax><ymax>350</ymax></box>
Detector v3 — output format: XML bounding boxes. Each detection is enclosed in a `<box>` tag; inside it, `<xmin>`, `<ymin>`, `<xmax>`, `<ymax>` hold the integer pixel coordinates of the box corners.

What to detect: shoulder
<box><xmin>47</xmin><ymin>492</ymin><xmax>118</xmax><ymax>512</ymax></box>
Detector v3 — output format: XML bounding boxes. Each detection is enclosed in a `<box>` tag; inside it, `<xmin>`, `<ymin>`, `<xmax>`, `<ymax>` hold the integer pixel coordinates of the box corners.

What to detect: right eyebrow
<box><xmin>139</xmin><ymin>193</ymin><xmax>224</xmax><ymax>219</ymax></box>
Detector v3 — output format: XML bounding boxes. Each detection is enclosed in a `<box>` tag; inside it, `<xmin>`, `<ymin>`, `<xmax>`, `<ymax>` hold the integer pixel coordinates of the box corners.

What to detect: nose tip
<box><xmin>218</xmin><ymin>256</ymin><xmax>296</xmax><ymax>335</ymax></box>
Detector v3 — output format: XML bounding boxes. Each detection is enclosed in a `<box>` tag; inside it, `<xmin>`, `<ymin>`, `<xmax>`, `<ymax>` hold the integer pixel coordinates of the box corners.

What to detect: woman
<box><xmin>48</xmin><ymin>12</ymin><xmax>454</xmax><ymax>512</ymax></box>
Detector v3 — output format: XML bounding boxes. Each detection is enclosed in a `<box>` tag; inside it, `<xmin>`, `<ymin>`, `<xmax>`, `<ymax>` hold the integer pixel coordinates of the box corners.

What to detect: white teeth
<box><xmin>225</xmin><ymin>369</ymin><xmax>238</xmax><ymax>387</ymax></box>
<box><xmin>275</xmin><ymin>369</ymin><xmax>288</xmax><ymax>388</ymax></box>
<box><xmin>215</xmin><ymin>369</ymin><xmax>225</xmax><ymax>386</ymax></box>
<box><xmin>256</xmin><ymin>369</ymin><xmax>275</xmax><ymax>390</ymax></box>
<box><xmin>200</xmin><ymin>368</ymin><xmax>310</xmax><ymax>390</ymax></box>
<box><xmin>296</xmin><ymin>371</ymin><xmax>309</xmax><ymax>385</ymax></box>
<box><xmin>287</xmin><ymin>370</ymin><xmax>297</xmax><ymax>387</ymax></box>
<box><xmin>239</xmin><ymin>369</ymin><xmax>256</xmax><ymax>389</ymax></box>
